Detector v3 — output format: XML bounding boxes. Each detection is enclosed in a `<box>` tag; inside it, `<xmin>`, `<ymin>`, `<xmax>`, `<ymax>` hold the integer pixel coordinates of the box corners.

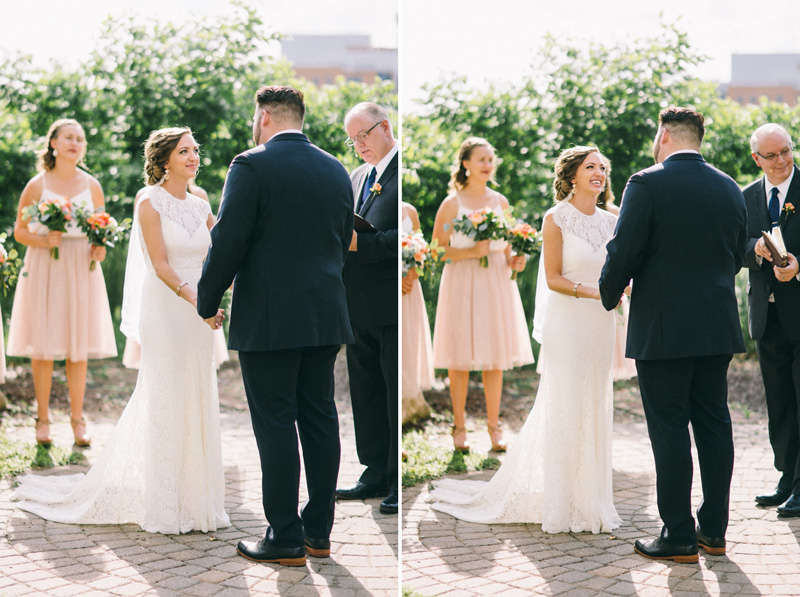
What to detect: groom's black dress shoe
<box><xmin>336</xmin><ymin>481</ymin><xmax>386</xmax><ymax>500</ymax></box>
<box><xmin>304</xmin><ymin>536</ymin><xmax>331</xmax><ymax>558</ymax></box>
<box><xmin>696</xmin><ymin>526</ymin><xmax>726</xmax><ymax>556</ymax></box>
<box><xmin>755</xmin><ymin>485</ymin><xmax>792</xmax><ymax>507</ymax></box>
<box><xmin>237</xmin><ymin>538</ymin><xmax>306</xmax><ymax>566</ymax></box>
<box><xmin>634</xmin><ymin>537</ymin><xmax>698</xmax><ymax>563</ymax></box>
<box><xmin>777</xmin><ymin>493</ymin><xmax>800</xmax><ymax>518</ymax></box>
<box><xmin>379</xmin><ymin>492</ymin><xmax>398</xmax><ymax>514</ymax></box>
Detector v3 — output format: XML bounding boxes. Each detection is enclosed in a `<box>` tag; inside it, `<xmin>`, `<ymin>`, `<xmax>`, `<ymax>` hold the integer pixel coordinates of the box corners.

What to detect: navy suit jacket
<box><xmin>197</xmin><ymin>132</ymin><xmax>355</xmax><ymax>351</ymax></box>
<box><xmin>742</xmin><ymin>166</ymin><xmax>800</xmax><ymax>341</ymax></box>
<box><xmin>342</xmin><ymin>152</ymin><xmax>399</xmax><ymax>327</ymax></box>
<box><xmin>599</xmin><ymin>153</ymin><xmax>747</xmax><ymax>360</ymax></box>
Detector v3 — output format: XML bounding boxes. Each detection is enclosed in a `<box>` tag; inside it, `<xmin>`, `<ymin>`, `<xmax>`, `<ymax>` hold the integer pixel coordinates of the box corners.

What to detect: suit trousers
<box><xmin>635</xmin><ymin>354</ymin><xmax>734</xmax><ymax>544</ymax></box>
<box><xmin>345</xmin><ymin>323</ymin><xmax>398</xmax><ymax>494</ymax></box>
<box><xmin>238</xmin><ymin>345</ymin><xmax>341</xmax><ymax>547</ymax></box>
<box><xmin>756</xmin><ymin>302</ymin><xmax>800</xmax><ymax>492</ymax></box>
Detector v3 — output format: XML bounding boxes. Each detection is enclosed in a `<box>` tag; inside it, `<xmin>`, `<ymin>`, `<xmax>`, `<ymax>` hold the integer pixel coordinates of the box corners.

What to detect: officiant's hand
<box><xmin>755</xmin><ymin>237</ymin><xmax>773</xmax><ymax>262</ymax></box>
<box><xmin>349</xmin><ymin>230</ymin><xmax>358</xmax><ymax>251</ymax></box>
<box><xmin>90</xmin><ymin>245</ymin><xmax>106</xmax><ymax>263</ymax></box>
<box><xmin>774</xmin><ymin>252</ymin><xmax>799</xmax><ymax>282</ymax></box>
<box><xmin>204</xmin><ymin>309</ymin><xmax>225</xmax><ymax>330</ymax></box>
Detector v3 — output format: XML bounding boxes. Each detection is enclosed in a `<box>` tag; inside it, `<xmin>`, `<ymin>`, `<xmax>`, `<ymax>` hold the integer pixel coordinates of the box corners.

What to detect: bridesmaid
<box><xmin>431</xmin><ymin>137</ymin><xmax>534</xmax><ymax>452</ymax></box>
<box><xmin>7</xmin><ymin>119</ymin><xmax>117</xmax><ymax>447</ymax></box>
<box><xmin>401</xmin><ymin>202</ymin><xmax>434</xmax><ymax>417</ymax></box>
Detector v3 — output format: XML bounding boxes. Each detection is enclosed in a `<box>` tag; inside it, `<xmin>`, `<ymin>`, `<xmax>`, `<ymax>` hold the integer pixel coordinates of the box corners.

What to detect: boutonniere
<box><xmin>370</xmin><ymin>182</ymin><xmax>382</xmax><ymax>195</ymax></box>
<box><xmin>783</xmin><ymin>202</ymin><xmax>795</xmax><ymax>217</ymax></box>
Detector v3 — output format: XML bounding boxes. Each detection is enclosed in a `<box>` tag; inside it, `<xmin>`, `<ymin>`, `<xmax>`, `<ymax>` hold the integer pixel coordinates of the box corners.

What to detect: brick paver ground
<box><xmin>403</xmin><ymin>389</ymin><xmax>800</xmax><ymax>596</ymax></box>
<box><xmin>0</xmin><ymin>353</ymin><xmax>398</xmax><ymax>596</ymax></box>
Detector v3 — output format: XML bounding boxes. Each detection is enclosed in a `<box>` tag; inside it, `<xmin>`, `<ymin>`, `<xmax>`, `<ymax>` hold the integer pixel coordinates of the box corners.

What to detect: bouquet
<box><xmin>506</xmin><ymin>220</ymin><xmax>541</xmax><ymax>280</ymax></box>
<box><xmin>0</xmin><ymin>233</ymin><xmax>25</xmax><ymax>297</ymax></box>
<box><xmin>22</xmin><ymin>196</ymin><xmax>74</xmax><ymax>259</ymax></box>
<box><xmin>450</xmin><ymin>206</ymin><xmax>509</xmax><ymax>268</ymax></box>
<box><xmin>402</xmin><ymin>231</ymin><xmax>444</xmax><ymax>277</ymax></box>
<box><xmin>75</xmin><ymin>207</ymin><xmax>132</xmax><ymax>271</ymax></box>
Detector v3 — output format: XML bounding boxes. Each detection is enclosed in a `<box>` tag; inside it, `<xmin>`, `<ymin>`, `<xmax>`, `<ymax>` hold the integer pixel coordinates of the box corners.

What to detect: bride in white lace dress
<box><xmin>431</xmin><ymin>147</ymin><xmax>624</xmax><ymax>534</ymax></box>
<box><xmin>14</xmin><ymin>128</ymin><xmax>230</xmax><ymax>534</ymax></box>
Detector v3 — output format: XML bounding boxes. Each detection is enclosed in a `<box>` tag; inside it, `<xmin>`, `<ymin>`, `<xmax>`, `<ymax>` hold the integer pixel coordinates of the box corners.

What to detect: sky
<box><xmin>401</xmin><ymin>0</ymin><xmax>800</xmax><ymax>112</ymax></box>
<box><xmin>0</xmin><ymin>0</ymin><xmax>398</xmax><ymax>66</ymax></box>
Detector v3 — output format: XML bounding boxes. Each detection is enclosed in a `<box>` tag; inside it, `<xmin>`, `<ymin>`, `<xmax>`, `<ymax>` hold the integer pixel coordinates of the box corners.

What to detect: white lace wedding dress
<box><xmin>14</xmin><ymin>186</ymin><xmax>230</xmax><ymax>534</ymax></box>
<box><xmin>431</xmin><ymin>200</ymin><xmax>622</xmax><ymax>534</ymax></box>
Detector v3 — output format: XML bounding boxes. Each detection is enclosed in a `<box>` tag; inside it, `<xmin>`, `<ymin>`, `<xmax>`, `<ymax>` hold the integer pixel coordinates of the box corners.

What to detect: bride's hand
<box><xmin>204</xmin><ymin>309</ymin><xmax>225</xmax><ymax>330</ymax></box>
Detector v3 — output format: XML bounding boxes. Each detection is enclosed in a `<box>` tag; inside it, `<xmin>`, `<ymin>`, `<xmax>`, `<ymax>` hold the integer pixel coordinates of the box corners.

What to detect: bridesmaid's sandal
<box><xmin>34</xmin><ymin>417</ymin><xmax>53</xmax><ymax>447</ymax></box>
<box><xmin>488</xmin><ymin>424</ymin><xmax>507</xmax><ymax>452</ymax></box>
<box><xmin>451</xmin><ymin>426</ymin><xmax>470</xmax><ymax>453</ymax></box>
<box><xmin>71</xmin><ymin>417</ymin><xmax>91</xmax><ymax>447</ymax></box>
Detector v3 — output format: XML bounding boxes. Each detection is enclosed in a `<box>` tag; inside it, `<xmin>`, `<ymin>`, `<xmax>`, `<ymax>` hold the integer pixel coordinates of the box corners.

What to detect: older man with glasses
<box><xmin>743</xmin><ymin>123</ymin><xmax>800</xmax><ymax>517</ymax></box>
<box><xmin>336</xmin><ymin>102</ymin><xmax>399</xmax><ymax>516</ymax></box>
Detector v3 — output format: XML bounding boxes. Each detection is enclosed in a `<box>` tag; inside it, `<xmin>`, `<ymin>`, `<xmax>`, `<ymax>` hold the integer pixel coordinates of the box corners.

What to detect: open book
<box><xmin>762</xmin><ymin>227</ymin><xmax>789</xmax><ymax>267</ymax></box>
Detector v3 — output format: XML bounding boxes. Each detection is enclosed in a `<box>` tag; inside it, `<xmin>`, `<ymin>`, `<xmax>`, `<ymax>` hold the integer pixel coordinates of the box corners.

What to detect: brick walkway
<box><xmin>0</xmin><ymin>354</ymin><xmax>398</xmax><ymax>596</ymax></box>
<box><xmin>403</xmin><ymin>396</ymin><xmax>800</xmax><ymax>596</ymax></box>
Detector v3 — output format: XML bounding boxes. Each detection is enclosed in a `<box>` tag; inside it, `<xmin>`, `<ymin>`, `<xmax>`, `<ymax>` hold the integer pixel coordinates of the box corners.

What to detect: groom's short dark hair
<box><xmin>659</xmin><ymin>107</ymin><xmax>705</xmax><ymax>145</ymax></box>
<box><xmin>256</xmin><ymin>86</ymin><xmax>305</xmax><ymax>126</ymax></box>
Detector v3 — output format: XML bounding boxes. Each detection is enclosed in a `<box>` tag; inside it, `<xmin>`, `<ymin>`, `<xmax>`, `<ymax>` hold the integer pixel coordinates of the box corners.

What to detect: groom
<box><xmin>198</xmin><ymin>86</ymin><xmax>354</xmax><ymax>566</ymax></box>
<box><xmin>599</xmin><ymin>107</ymin><xmax>747</xmax><ymax>562</ymax></box>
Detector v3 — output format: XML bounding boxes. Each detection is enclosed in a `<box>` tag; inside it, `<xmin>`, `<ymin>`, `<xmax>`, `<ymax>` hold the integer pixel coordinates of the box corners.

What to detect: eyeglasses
<box><xmin>756</xmin><ymin>147</ymin><xmax>794</xmax><ymax>162</ymax></box>
<box><xmin>344</xmin><ymin>121</ymin><xmax>383</xmax><ymax>147</ymax></box>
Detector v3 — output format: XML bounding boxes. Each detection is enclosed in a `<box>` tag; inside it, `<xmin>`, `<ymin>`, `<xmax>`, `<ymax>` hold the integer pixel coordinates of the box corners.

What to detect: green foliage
<box><xmin>402</xmin><ymin>429</ymin><xmax>500</xmax><ymax>488</ymax></box>
<box><xmin>0</xmin><ymin>434</ymin><xmax>86</xmax><ymax>479</ymax></box>
<box><xmin>0</xmin><ymin>1</ymin><xmax>396</xmax><ymax>349</ymax></box>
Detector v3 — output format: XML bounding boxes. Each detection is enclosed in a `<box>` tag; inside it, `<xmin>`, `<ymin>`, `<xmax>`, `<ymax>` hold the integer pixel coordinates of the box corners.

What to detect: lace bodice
<box><xmin>548</xmin><ymin>200</ymin><xmax>617</xmax><ymax>285</ymax></box>
<box><xmin>138</xmin><ymin>186</ymin><xmax>211</xmax><ymax>271</ymax></box>
<box><xmin>448</xmin><ymin>193</ymin><xmax>508</xmax><ymax>252</ymax></box>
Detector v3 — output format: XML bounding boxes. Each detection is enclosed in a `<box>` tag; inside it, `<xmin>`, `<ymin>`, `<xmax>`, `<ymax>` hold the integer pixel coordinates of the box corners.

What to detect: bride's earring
<box><xmin>164</xmin><ymin>167</ymin><xmax>170</xmax><ymax>181</ymax></box>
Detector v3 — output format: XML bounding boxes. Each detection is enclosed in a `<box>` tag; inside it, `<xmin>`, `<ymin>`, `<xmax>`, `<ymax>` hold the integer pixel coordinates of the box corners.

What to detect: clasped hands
<box><xmin>203</xmin><ymin>309</ymin><xmax>225</xmax><ymax>331</ymax></box>
<box><xmin>755</xmin><ymin>237</ymin><xmax>799</xmax><ymax>282</ymax></box>
<box><xmin>472</xmin><ymin>240</ymin><xmax>527</xmax><ymax>272</ymax></box>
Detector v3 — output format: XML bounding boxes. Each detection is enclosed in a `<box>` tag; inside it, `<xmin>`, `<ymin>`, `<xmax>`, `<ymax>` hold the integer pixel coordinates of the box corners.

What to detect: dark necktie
<box><xmin>358</xmin><ymin>167</ymin><xmax>377</xmax><ymax>213</ymax></box>
<box><xmin>769</xmin><ymin>187</ymin><xmax>780</xmax><ymax>227</ymax></box>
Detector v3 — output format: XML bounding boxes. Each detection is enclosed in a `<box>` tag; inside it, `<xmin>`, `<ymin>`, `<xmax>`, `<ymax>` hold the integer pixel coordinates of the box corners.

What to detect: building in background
<box><xmin>727</xmin><ymin>54</ymin><xmax>800</xmax><ymax>106</ymax></box>
<box><xmin>282</xmin><ymin>34</ymin><xmax>397</xmax><ymax>86</ymax></box>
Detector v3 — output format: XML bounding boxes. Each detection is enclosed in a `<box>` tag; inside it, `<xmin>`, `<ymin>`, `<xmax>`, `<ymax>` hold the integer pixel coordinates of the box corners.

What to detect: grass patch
<box><xmin>402</xmin><ymin>429</ymin><xmax>500</xmax><ymax>488</ymax></box>
<box><xmin>402</xmin><ymin>588</ymin><xmax>425</xmax><ymax>597</ymax></box>
<box><xmin>0</xmin><ymin>434</ymin><xmax>86</xmax><ymax>479</ymax></box>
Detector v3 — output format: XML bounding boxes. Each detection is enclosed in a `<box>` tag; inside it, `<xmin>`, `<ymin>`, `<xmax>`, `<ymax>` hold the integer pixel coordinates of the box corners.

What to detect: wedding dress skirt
<box><xmin>14</xmin><ymin>187</ymin><xmax>230</xmax><ymax>534</ymax></box>
<box><xmin>431</xmin><ymin>200</ymin><xmax>622</xmax><ymax>533</ymax></box>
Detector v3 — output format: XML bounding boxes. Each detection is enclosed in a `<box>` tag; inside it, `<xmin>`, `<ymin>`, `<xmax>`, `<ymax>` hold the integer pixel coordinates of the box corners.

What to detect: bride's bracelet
<box><xmin>176</xmin><ymin>281</ymin><xmax>188</xmax><ymax>296</ymax></box>
<box><xmin>572</xmin><ymin>282</ymin><xmax>581</xmax><ymax>298</ymax></box>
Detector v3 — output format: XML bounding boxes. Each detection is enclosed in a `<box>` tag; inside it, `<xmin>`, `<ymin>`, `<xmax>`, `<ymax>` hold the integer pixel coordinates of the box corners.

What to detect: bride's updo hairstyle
<box><xmin>38</xmin><ymin>119</ymin><xmax>86</xmax><ymax>172</ymax></box>
<box><xmin>143</xmin><ymin>127</ymin><xmax>192</xmax><ymax>186</ymax></box>
<box><xmin>553</xmin><ymin>145</ymin><xmax>614</xmax><ymax>209</ymax></box>
<box><xmin>450</xmin><ymin>137</ymin><xmax>499</xmax><ymax>190</ymax></box>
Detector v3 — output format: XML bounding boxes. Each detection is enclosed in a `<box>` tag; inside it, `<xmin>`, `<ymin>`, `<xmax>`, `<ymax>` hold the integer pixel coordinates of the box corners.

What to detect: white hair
<box><xmin>344</xmin><ymin>102</ymin><xmax>394</xmax><ymax>136</ymax></box>
<box><xmin>750</xmin><ymin>123</ymin><xmax>793</xmax><ymax>154</ymax></box>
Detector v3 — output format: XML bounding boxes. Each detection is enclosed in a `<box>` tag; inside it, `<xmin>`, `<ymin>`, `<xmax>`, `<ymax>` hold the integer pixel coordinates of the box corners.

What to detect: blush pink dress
<box><xmin>432</xmin><ymin>193</ymin><xmax>534</xmax><ymax>371</ymax></box>
<box><xmin>6</xmin><ymin>175</ymin><xmax>117</xmax><ymax>361</ymax></box>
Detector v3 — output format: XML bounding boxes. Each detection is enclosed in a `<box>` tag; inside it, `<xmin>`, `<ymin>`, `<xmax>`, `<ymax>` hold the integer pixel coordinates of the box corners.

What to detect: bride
<box><xmin>430</xmin><ymin>146</ymin><xmax>624</xmax><ymax>534</ymax></box>
<box><xmin>14</xmin><ymin>127</ymin><xmax>230</xmax><ymax>535</ymax></box>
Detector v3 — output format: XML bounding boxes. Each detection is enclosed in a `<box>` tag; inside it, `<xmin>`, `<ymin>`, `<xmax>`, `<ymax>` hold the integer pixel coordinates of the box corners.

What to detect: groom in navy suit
<box><xmin>197</xmin><ymin>86</ymin><xmax>354</xmax><ymax>566</ymax></box>
<box><xmin>335</xmin><ymin>103</ymin><xmax>399</xmax><ymax>514</ymax></box>
<box><xmin>743</xmin><ymin>123</ymin><xmax>800</xmax><ymax>516</ymax></box>
<box><xmin>600</xmin><ymin>107</ymin><xmax>747</xmax><ymax>562</ymax></box>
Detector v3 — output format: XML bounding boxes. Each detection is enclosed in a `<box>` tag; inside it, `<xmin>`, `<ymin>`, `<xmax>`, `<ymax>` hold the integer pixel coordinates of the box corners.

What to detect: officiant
<box><xmin>743</xmin><ymin>123</ymin><xmax>800</xmax><ymax>517</ymax></box>
<box><xmin>335</xmin><ymin>102</ymin><xmax>399</xmax><ymax>515</ymax></box>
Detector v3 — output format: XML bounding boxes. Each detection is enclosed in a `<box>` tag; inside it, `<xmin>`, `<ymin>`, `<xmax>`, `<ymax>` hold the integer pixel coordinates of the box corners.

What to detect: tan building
<box><xmin>282</xmin><ymin>34</ymin><xmax>397</xmax><ymax>87</ymax></box>
<box><xmin>727</xmin><ymin>54</ymin><xmax>800</xmax><ymax>106</ymax></box>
